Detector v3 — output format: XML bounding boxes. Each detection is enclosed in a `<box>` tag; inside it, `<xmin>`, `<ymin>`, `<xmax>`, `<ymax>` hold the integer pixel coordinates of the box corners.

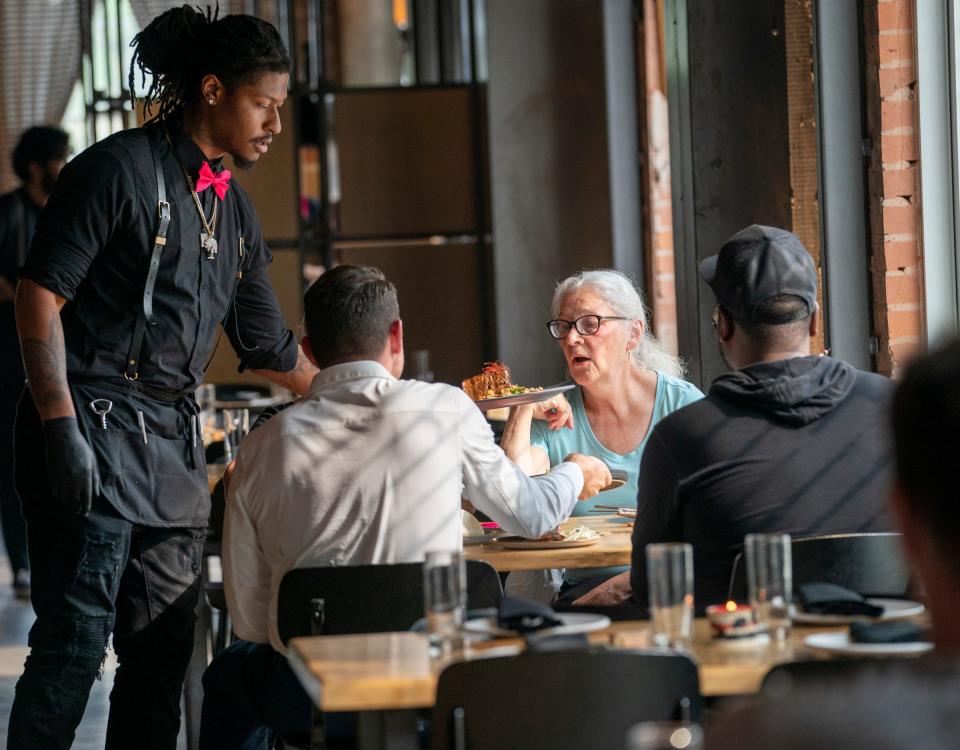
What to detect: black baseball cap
<box><xmin>698</xmin><ymin>224</ymin><xmax>817</xmax><ymax>324</ymax></box>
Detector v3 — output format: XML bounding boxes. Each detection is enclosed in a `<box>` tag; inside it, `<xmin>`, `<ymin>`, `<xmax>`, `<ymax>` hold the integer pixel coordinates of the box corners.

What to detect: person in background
<box><xmin>707</xmin><ymin>338</ymin><xmax>960</xmax><ymax>749</ymax></box>
<box><xmin>501</xmin><ymin>269</ymin><xmax>703</xmax><ymax>603</ymax></box>
<box><xmin>890</xmin><ymin>338</ymin><xmax>960</xmax><ymax>650</ymax></box>
<box><xmin>0</xmin><ymin>126</ymin><xmax>70</xmax><ymax>600</ymax></box>
<box><xmin>200</xmin><ymin>265</ymin><xmax>611</xmax><ymax>748</ymax></box>
<box><xmin>8</xmin><ymin>7</ymin><xmax>319</xmax><ymax>748</ymax></box>
<box><xmin>621</xmin><ymin>225</ymin><xmax>895</xmax><ymax>611</ymax></box>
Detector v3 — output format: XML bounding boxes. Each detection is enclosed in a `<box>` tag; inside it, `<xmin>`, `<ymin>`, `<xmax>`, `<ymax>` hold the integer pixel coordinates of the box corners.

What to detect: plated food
<box><xmin>557</xmin><ymin>524</ymin><xmax>602</xmax><ymax>542</ymax></box>
<box><xmin>461</xmin><ymin>361</ymin><xmax>544</xmax><ymax>401</ymax></box>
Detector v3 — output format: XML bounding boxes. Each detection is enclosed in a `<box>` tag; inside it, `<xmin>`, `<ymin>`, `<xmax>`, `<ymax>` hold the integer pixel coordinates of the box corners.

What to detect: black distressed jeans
<box><xmin>8</xmin><ymin>397</ymin><xmax>205</xmax><ymax>749</ymax></box>
<box><xmin>0</xmin><ymin>388</ymin><xmax>28</xmax><ymax>576</ymax></box>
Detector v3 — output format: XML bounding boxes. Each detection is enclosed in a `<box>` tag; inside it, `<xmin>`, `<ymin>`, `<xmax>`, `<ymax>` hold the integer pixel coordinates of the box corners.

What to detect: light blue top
<box><xmin>530</xmin><ymin>372</ymin><xmax>704</xmax><ymax>584</ymax></box>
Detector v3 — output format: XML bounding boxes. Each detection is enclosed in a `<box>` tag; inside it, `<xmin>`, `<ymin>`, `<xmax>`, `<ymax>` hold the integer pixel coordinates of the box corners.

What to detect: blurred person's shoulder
<box><xmin>708</xmin><ymin>658</ymin><xmax>960</xmax><ymax>750</ymax></box>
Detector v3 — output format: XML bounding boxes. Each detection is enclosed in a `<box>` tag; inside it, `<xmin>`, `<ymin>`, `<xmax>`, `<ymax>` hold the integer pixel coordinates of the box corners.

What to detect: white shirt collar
<box><xmin>308</xmin><ymin>360</ymin><xmax>395</xmax><ymax>395</ymax></box>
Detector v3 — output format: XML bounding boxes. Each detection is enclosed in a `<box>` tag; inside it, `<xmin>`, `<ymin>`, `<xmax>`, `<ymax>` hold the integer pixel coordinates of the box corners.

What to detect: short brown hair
<box><xmin>303</xmin><ymin>265</ymin><xmax>399</xmax><ymax>367</ymax></box>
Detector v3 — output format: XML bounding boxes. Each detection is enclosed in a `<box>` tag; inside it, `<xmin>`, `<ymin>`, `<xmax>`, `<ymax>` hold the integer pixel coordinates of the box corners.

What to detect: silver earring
<box><xmin>208</xmin><ymin>98</ymin><xmax>216</xmax><ymax>105</ymax></box>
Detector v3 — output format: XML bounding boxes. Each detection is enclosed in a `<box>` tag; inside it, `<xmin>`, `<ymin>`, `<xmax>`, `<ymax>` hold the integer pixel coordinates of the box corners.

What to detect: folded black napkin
<box><xmin>849</xmin><ymin>620</ymin><xmax>930</xmax><ymax>644</ymax></box>
<box><xmin>799</xmin><ymin>582</ymin><xmax>884</xmax><ymax>617</ymax></box>
<box><xmin>497</xmin><ymin>595</ymin><xmax>563</xmax><ymax>634</ymax></box>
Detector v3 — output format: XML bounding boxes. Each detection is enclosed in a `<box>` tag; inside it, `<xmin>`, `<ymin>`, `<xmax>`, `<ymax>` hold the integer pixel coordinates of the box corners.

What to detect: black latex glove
<box><xmin>43</xmin><ymin>417</ymin><xmax>101</xmax><ymax>516</ymax></box>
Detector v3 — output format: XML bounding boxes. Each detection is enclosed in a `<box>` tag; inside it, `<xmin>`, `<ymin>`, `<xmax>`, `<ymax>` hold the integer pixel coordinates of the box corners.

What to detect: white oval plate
<box><xmin>463</xmin><ymin>612</ymin><xmax>612</xmax><ymax>638</ymax></box>
<box><xmin>472</xmin><ymin>383</ymin><xmax>576</xmax><ymax>412</ymax></box>
<box><xmin>494</xmin><ymin>535</ymin><xmax>601</xmax><ymax>550</ymax></box>
<box><xmin>793</xmin><ymin>598</ymin><xmax>924</xmax><ymax>625</ymax></box>
<box><xmin>463</xmin><ymin>534</ymin><xmax>498</xmax><ymax>547</ymax></box>
<box><xmin>804</xmin><ymin>631</ymin><xmax>933</xmax><ymax>657</ymax></box>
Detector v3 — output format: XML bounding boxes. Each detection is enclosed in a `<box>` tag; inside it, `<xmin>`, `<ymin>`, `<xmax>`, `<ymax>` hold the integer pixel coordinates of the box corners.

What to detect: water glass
<box><xmin>220</xmin><ymin>408</ymin><xmax>250</xmax><ymax>462</ymax></box>
<box><xmin>410</xmin><ymin>349</ymin><xmax>434</xmax><ymax>382</ymax></box>
<box><xmin>196</xmin><ymin>384</ymin><xmax>217</xmax><ymax>446</ymax></box>
<box><xmin>196</xmin><ymin>383</ymin><xmax>216</xmax><ymax>412</ymax></box>
<box><xmin>627</xmin><ymin>721</ymin><xmax>704</xmax><ymax>750</ymax></box>
<box><xmin>745</xmin><ymin>533</ymin><xmax>793</xmax><ymax>640</ymax></box>
<box><xmin>646</xmin><ymin>543</ymin><xmax>694</xmax><ymax>649</ymax></box>
<box><xmin>423</xmin><ymin>550</ymin><xmax>466</xmax><ymax>655</ymax></box>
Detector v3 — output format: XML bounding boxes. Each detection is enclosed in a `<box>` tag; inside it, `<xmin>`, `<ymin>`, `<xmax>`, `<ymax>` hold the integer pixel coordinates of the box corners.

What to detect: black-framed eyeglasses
<box><xmin>546</xmin><ymin>315</ymin><xmax>631</xmax><ymax>340</ymax></box>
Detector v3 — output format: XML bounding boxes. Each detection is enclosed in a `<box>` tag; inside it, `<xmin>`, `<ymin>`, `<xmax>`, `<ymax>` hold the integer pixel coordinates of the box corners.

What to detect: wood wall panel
<box><xmin>334</xmin><ymin>88</ymin><xmax>477</xmax><ymax>237</ymax></box>
<box><xmin>339</xmin><ymin>242</ymin><xmax>484</xmax><ymax>385</ymax></box>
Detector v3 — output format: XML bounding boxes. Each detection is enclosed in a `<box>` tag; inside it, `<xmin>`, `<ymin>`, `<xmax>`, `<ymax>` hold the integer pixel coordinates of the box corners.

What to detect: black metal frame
<box><xmin>79</xmin><ymin>0</ymin><xmax>138</xmax><ymax>146</ymax></box>
<box><xmin>77</xmin><ymin>0</ymin><xmax>497</xmax><ymax>363</ymax></box>
<box><xmin>285</xmin><ymin>0</ymin><xmax>495</xmax><ymax>361</ymax></box>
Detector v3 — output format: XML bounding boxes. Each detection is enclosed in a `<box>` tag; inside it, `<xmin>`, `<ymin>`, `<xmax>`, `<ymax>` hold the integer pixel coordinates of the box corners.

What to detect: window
<box><xmin>63</xmin><ymin>0</ymin><xmax>145</xmax><ymax>150</ymax></box>
<box><xmin>916</xmin><ymin>0</ymin><xmax>960</xmax><ymax>343</ymax></box>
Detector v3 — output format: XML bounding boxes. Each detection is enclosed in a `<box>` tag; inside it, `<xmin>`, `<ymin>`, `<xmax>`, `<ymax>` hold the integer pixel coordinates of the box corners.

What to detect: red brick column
<box><xmin>863</xmin><ymin>0</ymin><xmax>924</xmax><ymax>376</ymax></box>
<box><xmin>641</xmin><ymin>0</ymin><xmax>678</xmax><ymax>356</ymax></box>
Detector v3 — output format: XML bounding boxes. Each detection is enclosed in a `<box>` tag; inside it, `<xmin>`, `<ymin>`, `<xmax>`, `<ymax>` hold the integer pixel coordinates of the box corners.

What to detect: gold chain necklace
<box><xmin>164</xmin><ymin>128</ymin><xmax>220</xmax><ymax>260</ymax></box>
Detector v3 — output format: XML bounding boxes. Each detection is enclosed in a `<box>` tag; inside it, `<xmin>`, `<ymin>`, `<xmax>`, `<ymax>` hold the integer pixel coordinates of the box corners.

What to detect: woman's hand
<box><xmin>529</xmin><ymin>394</ymin><xmax>574</xmax><ymax>431</ymax></box>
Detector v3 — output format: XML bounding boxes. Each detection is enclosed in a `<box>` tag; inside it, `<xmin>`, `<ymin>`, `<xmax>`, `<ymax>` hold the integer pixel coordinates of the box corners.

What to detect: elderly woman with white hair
<box><xmin>502</xmin><ymin>269</ymin><xmax>703</xmax><ymax>603</ymax></box>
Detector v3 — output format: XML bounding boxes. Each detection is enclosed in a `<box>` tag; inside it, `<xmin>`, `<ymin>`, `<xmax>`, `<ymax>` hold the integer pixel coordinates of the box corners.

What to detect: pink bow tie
<box><xmin>195</xmin><ymin>161</ymin><xmax>231</xmax><ymax>199</ymax></box>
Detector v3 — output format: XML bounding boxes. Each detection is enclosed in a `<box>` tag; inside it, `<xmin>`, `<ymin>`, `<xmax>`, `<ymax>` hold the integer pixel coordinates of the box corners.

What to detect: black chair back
<box><xmin>430</xmin><ymin>649</ymin><xmax>701</xmax><ymax>750</ymax></box>
<box><xmin>727</xmin><ymin>532</ymin><xmax>911</xmax><ymax>601</ymax></box>
<box><xmin>277</xmin><ymin>560</ymin><xmax>502</xmax><ymax>644</ymax></box>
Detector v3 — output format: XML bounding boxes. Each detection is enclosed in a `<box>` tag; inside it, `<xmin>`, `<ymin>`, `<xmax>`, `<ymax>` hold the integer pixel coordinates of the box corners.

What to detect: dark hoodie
<box><xmin>630</xmin><ymin>356</ymin><xmax>896</xmax><ymax>611</ymax></box>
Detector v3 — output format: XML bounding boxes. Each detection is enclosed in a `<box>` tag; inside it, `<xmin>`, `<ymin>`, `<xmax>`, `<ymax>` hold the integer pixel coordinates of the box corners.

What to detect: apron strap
<box><xmin>124</xmin><ymin>134</ymin><xmax>170</xmax><ymax>381</ymax></box>
<box><xmin>13</xmin><ymin>191</ymin><xmax>27</xmax><ymax>267</ymax></box>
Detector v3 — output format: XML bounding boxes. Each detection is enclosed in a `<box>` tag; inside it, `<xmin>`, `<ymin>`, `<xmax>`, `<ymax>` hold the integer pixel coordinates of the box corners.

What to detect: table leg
<box><xmin>182</xmin><ymin>580</ymin><xmax>212</xmax><ymax>750</ymax></box>
<box><xmin>357</xmin><ymin>709</ymin><xmax>420</xmax><ymax>750</ymax></box>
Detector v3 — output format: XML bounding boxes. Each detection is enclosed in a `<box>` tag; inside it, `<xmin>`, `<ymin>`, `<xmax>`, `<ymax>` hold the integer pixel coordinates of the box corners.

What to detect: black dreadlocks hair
<box><xmin>128</xmin><ymin>4</ymin><xmax>290</xmax><ymax>122</ymax></box>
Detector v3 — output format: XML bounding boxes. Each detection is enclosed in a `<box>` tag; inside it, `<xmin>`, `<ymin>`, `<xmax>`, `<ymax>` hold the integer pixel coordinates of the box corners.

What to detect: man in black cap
<box><xmin>622</xmin><ymin>224</ymin><xmax>896</xmax><ymax>609</ymax></box>
<box><xmin>706</xmin><ymin>339</ymin><xmax>960</xmax><ymax>750</ymax></box>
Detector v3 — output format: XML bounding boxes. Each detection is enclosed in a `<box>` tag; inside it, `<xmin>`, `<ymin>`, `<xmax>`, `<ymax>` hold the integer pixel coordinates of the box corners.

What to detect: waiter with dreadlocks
<box><xmin>8</xmin><ymin>7</ymin><xmax>318</xmax><ymax>748</ymax></box>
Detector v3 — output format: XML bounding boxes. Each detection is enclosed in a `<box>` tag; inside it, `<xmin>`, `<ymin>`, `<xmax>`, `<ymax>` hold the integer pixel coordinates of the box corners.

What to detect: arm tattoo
<box><xmin>289</xmin><ymin>347</ymin><xmax>317</xmax><ymax>376</ymax></box>
<box><xmin>21</xmin><ymin>314</ymin><xmax>70</xmax><ymax>407</ymax></box>
<box><xmin>282</xmin><ymin>347</ymin><xmax>319</xmax><ymax>391</ymax></box>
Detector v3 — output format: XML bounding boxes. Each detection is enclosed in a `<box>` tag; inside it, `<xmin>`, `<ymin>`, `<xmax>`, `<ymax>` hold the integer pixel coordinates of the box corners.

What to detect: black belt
<box><xmin>69</xmin><ymin>374</ymin><xmax>194</xmax><ymax>404</ymax></box>
<box><xmin>124</xmin><ymin>134</ymin><xmax>170</xmax><ymax>381</ymax></box>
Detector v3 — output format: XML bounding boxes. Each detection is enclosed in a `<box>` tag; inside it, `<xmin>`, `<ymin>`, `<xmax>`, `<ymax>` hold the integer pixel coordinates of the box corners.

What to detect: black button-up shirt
<box><xmin>0</xmin><ymin>188</ymin><xmax>39</xmax><ymax>391</ymax></box>
<box><xmin>22</xmin><ymin>121</ymin><xmax>297</xmax><ymax>393</ymax></box>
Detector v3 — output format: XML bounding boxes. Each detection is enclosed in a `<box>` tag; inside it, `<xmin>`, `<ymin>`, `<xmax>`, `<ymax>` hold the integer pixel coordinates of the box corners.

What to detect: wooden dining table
<box><xmin>463</xmin><ymin>513</ymin><xmax>634</xmax><ymax>571</ymax></box>
<box><xmin>286</xmin><ymin>618</ymin><xmax>837</xmax><ymax>716</ymax></box>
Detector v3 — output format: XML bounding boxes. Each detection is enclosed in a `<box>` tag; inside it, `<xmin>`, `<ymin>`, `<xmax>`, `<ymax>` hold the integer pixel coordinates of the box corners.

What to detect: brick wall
<box><xmin>863</xmin><ymin>0</ymin><xmax>924</xmax><ymax>376</ymax></box>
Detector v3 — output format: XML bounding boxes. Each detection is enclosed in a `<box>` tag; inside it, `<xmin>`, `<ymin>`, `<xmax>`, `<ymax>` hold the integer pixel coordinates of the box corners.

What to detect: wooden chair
<box><xmin>430</xmin><ymin>649</ymin><xmax>702</xmax><ymax>750</ymax></box>
<box><xmin>277</xmin><ymin>560</ymin><xmax>502</xmax><ymax>644</ymax></box>
<box><xmin>727</xmin><ymin>532</ymin><xmax>911</xmax><ymax>601</ymax></box>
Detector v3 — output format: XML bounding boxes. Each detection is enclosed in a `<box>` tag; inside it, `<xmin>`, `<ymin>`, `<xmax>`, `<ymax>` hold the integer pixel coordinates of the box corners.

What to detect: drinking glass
<box><xmin>196</xmin><ymin>383</ymin><xmax>216</xmax><ymax>411</ymax></box>
<box><xmin>220</xmin><ymin>407</ymin><xmax>250</xmax><ymax>462</ymax></box>
<box><xmin>221</xmin><ymin>408</ymin><xmax>234</xmax><ymax>462</ymax></box>
<box><xmin>627</xmin><ymin>721</ymin><xmax>704</xmax><ymax>750</ymax></box>
<box><xmin>196</xmin><ymin>384</ymin><xmax>217</xmax><ymax>446</ymax></box>
<box><xmin>410</xmin><ymin>349</ymin><xmax>434</xmax><ymax>382</ymax></box>
<box><xmin>745</xmin><ymin>532</ymin><xmax>793</xmax><ymax>641</ymax></box>
<box><xmin>646</xmin><ymin>543</ymin><xmax>694</xmax><ymax>649</ymax></box>
<box><xmin>422</xmin><ymin>550</ymin><xmax>466</xmax><ymax>655</ymax></box>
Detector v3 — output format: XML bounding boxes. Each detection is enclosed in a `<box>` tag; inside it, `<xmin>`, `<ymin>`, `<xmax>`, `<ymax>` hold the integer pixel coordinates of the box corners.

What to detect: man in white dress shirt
<box><xmin>200</xmin><ymin>264</ymin><xmax>610</xmax><ymax>748</ymax></box>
